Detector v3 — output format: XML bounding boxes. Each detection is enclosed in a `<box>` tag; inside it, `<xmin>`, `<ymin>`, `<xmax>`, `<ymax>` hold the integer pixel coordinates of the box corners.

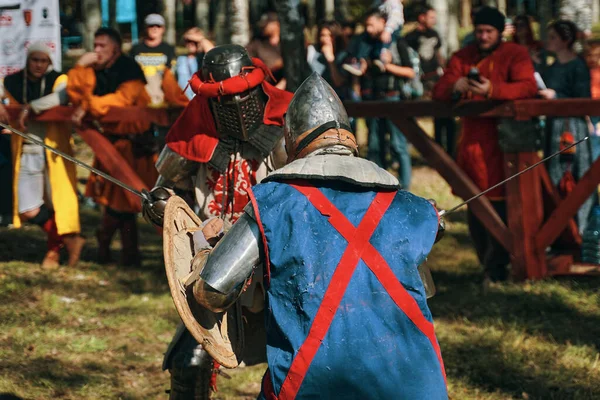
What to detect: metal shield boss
<box><xmin>163</xmin><ymin>196</ymin><xmax>244</xmax><ymax>368</ymax></box>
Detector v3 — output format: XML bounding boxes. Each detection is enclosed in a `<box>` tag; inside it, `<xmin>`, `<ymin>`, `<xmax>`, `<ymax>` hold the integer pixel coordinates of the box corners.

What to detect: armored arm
<box><xmin>427</xmin><ymin>199</ymin><xmax>445</xmax><ymax>244</ymax></box>
<box><xmin>155</xmin><ymin>145</ymin><xmax>199</xmax><ymax>189</ymax></box>
<box><xmin>142</xmin><ymin>146</ymin><xmax>199</xmax><ymax>226</ymax></box>
<box><xmin>193</xmin><ymin>209</ymin><xmax>264</xmax><ymax>312</ymax></box>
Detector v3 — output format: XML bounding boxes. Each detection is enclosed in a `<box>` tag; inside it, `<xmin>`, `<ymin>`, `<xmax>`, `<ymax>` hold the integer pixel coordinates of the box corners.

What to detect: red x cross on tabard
<box><xmin>272</xmin><ymin>182</ymin><xmax>446</xmax><ymax>400</ymax></box>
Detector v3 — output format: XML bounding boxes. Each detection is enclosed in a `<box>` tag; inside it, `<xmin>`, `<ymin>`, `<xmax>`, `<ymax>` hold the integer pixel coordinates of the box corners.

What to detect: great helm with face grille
<box><xmin>200</xmin><ymin>44</ymin><xmax>266</xmax><ymax>141</ymax></box>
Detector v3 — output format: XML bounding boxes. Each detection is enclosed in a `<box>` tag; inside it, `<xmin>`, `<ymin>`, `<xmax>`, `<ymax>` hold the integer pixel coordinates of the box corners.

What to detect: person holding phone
<box><xmin>433</xmin><ymin>6</ymin><xmax>538</xmax><ymax>283</ymax></box>
<box><xmin>67</xmin><ymin>28</ymin><xmax>159</xmax><ymax>267</ymax></box>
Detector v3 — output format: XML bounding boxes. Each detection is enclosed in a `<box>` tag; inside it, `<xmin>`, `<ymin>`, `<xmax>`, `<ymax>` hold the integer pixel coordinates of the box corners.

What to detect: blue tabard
<box><xmin>250</xmin><ymin>179</ymin><xmax>447</xmax><ymax>400</ymax></box>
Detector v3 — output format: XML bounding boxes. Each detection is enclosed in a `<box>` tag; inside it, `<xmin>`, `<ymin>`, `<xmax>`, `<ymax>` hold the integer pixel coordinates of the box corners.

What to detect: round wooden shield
<box><xmin>163</xmin><ymin>196</ymin><xmax>244</xmax><ymax>368</ymax></box>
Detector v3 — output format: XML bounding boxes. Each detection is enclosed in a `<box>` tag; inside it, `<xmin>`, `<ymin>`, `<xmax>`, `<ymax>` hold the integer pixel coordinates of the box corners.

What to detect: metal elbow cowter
<box><xmin>191</xmin><ymin>213</ymin><xmax>262</xmax><ymax>312</ymax></box>
<box><xmin>193</xmin><ymin>275</ymin><xmax>240</xmax><ymax>313</ymax></box>
<box><xmin>155</xmin><ymin>145</ymin><xmax>199</xmax><ymax>186</ymax></box>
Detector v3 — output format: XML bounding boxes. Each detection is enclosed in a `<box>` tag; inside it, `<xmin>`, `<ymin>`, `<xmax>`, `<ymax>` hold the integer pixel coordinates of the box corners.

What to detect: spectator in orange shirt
<box><xmin>67</xmin><ymin>28</ymin><xmax>158</xmax><ymax>267</ymax></box>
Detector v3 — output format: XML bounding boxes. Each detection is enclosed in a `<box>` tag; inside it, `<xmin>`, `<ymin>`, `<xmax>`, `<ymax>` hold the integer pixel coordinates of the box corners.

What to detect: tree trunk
<box><xmin>195</xmin><ymin>0</ymin><xmax>210</xmax><ymax>31</ymax></box>
<box><xmin>213</xmin><ymin>0</ymin><xmax>229</xmax><ymax>45</ymax></box>
<box><xmin>229</xmin><ymin>0</ymin><xmax>250</xmax><ymax>46</ymax></box>
<box><xmin>274</xmin><ymin>0</ymin><xmax>309</xmax><ymax>92</ymax></box>
<box><xmin>176</xmin><ymin>0</ymin><xmax>184</xmax><ymax>33</ymax></box>
<box><xmin>539</xmin><ymin>0</ymin><xmax>551</xmax><ymax>41</ymax></box>
<box><xmin>432</xmin><ymin>0</ymin><xmax>459</xmax><ymax>59</ymax></box>
<box><xmin>324</xmin><ymin>0</ymin><xmax>334</xmax><ymax>19</ymax></box>
<box><xmin>593</xmin><ymin>0</ymin><xmax>600</xmax><ymax>24</ymax></box>
<box><xmin>516</xmin><ymin>0</ymin><xmax>525</xmax><ymax>15</ymax></box>
<box><xmin>164</xmin><ymin>0</ymin><xmax>177</xmax><ymax>45</ymax></box>
<box><xmin>109</xmin><ymin>0</ymin><xmax>118</xmax><ymax>29</ymax></box>
<box><xmin>460</xmin><ymin>0</ymin><xmax>471</xmax><ymax>28</ymax></box>
<box><xmin>496</xmin><ymin>0</ymin><xmax>507</xmax><ymax>15</ymax></box>
<box><xmin>314</xmin><ymin>0</ymin><xmax>324</xmax><ymax>25</ymax></box>
<box><xmin>82</xmin><ymin>0</ymin><xmax>102</xmax><ymax>51</ymax></box>
<box><xmin>334</xmin><ymin>0</ymin><xmax>350</xmax><ymax>22</ymax></box>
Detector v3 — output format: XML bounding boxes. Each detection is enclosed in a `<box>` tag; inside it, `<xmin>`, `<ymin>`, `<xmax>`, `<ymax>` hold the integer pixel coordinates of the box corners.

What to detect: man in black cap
<box><xmin>433</xmin><ymin>6</ymin><xmax>537</xmax><ymax>282</ymax></box>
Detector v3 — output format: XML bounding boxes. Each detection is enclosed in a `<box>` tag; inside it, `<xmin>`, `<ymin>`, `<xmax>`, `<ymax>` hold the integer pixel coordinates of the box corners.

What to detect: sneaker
<box><xmin>373</xmin><ymin>59</ymin><xmax>386</xmax><ymax>72</ymax></box>
<box><xmin>342</xmin><ymin>62</ymin><xmax>363</xmax><ymax>76</ymax></box>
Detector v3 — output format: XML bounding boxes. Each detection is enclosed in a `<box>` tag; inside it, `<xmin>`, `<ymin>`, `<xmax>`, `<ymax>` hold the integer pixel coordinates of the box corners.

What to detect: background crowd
<box><xmin>1</xmin><ymin>0</ymin><xmax>600</xmax><ymax>282</ymax></box>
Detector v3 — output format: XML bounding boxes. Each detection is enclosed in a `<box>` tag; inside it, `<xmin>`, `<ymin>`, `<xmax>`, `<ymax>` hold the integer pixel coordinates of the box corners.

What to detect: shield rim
<box><xmin>163</xmin><ymin>196</ymin><xmax>243</xmax><ymax>368</ymax></box>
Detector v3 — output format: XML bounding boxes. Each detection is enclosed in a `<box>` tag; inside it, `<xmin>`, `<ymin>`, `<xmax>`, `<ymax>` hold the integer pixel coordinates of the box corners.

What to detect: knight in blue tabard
<box><xmin>179</xmin><ymin>73</ymin><xmax>448</xmax><ymax>399</ymax></box>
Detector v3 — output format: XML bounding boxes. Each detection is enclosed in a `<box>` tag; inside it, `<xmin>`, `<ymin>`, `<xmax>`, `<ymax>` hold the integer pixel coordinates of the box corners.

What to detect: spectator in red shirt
<box><xmin>433</xmin><ymin>6</ymin><xmax>538</xmax><ymax>282</ymax></box>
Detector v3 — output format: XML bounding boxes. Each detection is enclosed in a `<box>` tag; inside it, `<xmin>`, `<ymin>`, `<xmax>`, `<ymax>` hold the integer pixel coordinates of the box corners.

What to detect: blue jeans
<box><xmin>367</xmin><ymin>97</ymin><xmax>411</xmax><ymax>189</ymax></box>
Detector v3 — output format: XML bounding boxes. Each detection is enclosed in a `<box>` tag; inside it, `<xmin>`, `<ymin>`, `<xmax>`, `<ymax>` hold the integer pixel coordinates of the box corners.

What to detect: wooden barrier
<box><xmin>6</xmin><ymin>100</ymin><xmax>600</xmax><ymax>280</ymax></box>
<box><xmin>346</xmin><ymin>99</ymin><xmax>600</xmax><ymax>280</ymax></box>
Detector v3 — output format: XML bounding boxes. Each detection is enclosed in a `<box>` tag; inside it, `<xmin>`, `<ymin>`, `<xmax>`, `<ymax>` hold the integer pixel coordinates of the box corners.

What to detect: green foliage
<box><xmin>346</xmin><ymin>0</ymin><xmax>374</xmax><ymax>21</ymax></box>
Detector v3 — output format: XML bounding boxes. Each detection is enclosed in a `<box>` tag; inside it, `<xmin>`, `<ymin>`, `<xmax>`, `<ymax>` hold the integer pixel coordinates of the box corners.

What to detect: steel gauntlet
<box><xmin>142</xmin><ymin>186</ymin><xmax>174</xmax><ymax>227</ymax></box>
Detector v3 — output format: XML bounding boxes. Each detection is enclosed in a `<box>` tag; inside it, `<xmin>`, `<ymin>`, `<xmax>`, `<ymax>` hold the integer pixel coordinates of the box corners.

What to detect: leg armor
<box><xmin>165</xmin><ymin>324</ymin><xmax>214</xmax><ymax>400</ymax></box>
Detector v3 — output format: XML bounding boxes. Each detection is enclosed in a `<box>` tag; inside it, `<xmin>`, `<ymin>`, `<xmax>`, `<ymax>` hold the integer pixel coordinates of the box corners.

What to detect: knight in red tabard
<box><xmin>142</xmin><ymin>44</ymin><xmax>292</xmax><ymax>399</ymax></box>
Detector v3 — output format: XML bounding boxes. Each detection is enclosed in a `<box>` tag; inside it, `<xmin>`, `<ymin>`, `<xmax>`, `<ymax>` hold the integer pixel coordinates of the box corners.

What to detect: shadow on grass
<box><xmin>0</xmin><ymin>394</ymin><xmax>25</xmax><ymax>400</ymax></box>
<box><xmin>442</xmin><ymin>331</ymin><xmax>599</xmax><ymax>399</ymax></box>
<box><xmin>0</xmin><ymin>207</ymin><xmax>170</xmax><ymax>298</ymax></box>
<box><xmin>0</xmin><ymin>357</ymin><xmax>107</xmax><ymax>394</ymax></box>
<box><xmin>431</xmin><ymin>269</ymin><xmax>600</xmax><ymax>350</ymax></box>
<box><xmin>0</xmin><ymin>227</ymin><xmax>47</xmax><ymax>263</ymax></box>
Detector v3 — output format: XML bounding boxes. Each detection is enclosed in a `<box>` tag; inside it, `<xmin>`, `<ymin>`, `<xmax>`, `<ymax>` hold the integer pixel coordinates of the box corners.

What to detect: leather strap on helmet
<box><xmin>289</xmin><ymin>120</ymin><xmax>358</xmax><ymax>162</ymax></box>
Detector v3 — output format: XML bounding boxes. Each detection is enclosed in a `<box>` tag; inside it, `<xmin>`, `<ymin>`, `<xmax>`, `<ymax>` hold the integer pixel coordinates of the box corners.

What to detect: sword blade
<box><xmin>439</xmin><ymin>136</ymin><xmax>589</xmax><ymax>216</ymax></box>
<box><xmin>0</xmin><ymin>122</ymin><xmax>146</xmax><ymax>200</ymax></box>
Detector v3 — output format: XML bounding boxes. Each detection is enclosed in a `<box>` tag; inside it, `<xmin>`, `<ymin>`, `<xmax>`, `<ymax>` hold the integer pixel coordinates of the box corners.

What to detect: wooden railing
<box><xmin>346</xmin><ymin>99</ymin><xmax>600</xmax><ymax>280</ymax></box>
<box><xmin>7</xmin><ymin>99</ymin><xmax>600</xmax><ymax>279</ymax></box>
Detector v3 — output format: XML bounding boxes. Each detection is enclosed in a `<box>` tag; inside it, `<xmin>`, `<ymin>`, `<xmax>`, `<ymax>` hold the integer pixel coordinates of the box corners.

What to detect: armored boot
<box><xmin>96</xmin><ymin>210</ymin><xmax>121</xmax><ymax>264</ymax></box>
<box><xmin>169</xmin><ymin>364</ymin><xmax>214</xmax><ymax>400</ymax></box>
<box><xmin>62</xmin><ymin>234</ymin><xmax>86</xmax><ymax>267</ymax></box>
<box><xmin>165</xmin><ymin>326</ymin><xmax>215</xmax><ymax>400</ymax></box>
<box><xmin>119</xmin><ymin>214</ymin><xmax>141</xmax><ymax>267</ymax></box>
<box><xmin>168</xmin><ymin>347</ymin><xmax>214</xmax><ymax>400</ymax></box>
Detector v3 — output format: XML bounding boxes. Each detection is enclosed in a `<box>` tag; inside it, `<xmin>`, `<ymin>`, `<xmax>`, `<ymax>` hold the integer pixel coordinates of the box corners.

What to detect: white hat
<box><xmin>145</xmin><ymin>13</ymin><xmax>165</xmax><ymax>26</ymax></box>
<box><xmin>27</xmin><ymin>41</ymin><xmax>53</xmax><ymax>66</ymax></box>
<box><xmin>27</xmin><ymin>41</ymin><xmax>52</xmax><ymax>59</ymax></box>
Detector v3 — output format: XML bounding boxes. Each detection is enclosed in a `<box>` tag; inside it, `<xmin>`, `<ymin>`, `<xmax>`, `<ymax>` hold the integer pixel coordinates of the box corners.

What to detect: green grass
<box><xmin>1</xmin><ymin>156</ymin><xmax>600</xmax><ymax>399</ymax></box>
